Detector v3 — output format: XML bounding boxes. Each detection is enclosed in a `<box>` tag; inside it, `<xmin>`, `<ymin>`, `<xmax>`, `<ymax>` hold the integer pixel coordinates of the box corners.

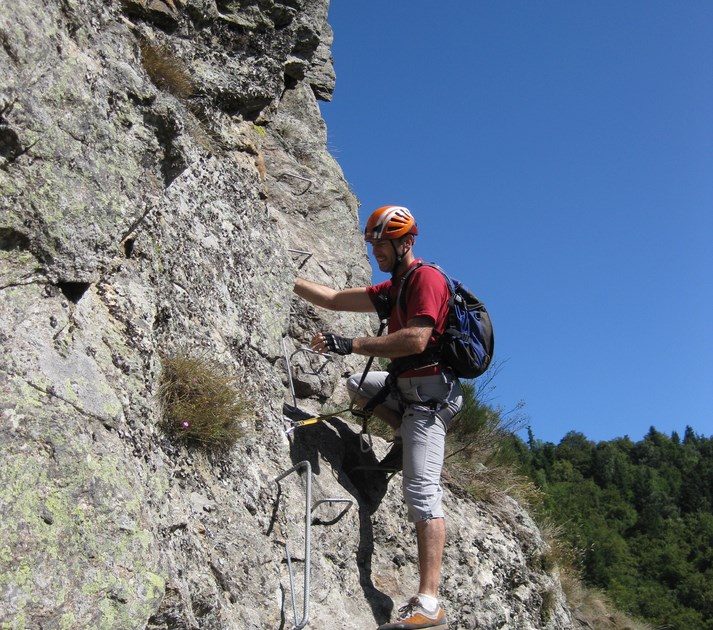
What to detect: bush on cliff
<box><xmin>158</xmin><ymin>354</ymin><xmax>250</xmax><ymax>449</ymax></box>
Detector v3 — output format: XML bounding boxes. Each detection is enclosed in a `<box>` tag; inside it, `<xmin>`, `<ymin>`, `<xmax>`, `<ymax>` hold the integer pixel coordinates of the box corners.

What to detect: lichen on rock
<box><xmin>1</xmin><ymin>1</ymin><xmax>579</xmax><ymax>628</ymax></box>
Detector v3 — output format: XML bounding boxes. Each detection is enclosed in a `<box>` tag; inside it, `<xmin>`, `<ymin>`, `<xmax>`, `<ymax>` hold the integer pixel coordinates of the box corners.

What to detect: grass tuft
<box><xmin>559</xmin><ymin>569</ymin><xmax>652</xmax><ymax>630</ymax></box>
<box><xmin>157</xmin><ymin>354</ymin><xmax>250</xmax><ymax>449</ymax></box>
<box><xmin>139</xmin><ymin>40</ymin><xmax>193</xmax><ymax>99</ymax></box>
<box><xmin>536</xmin><ymin>517</ymin><xmax>582</xmax><ymax>574</ymax></box>
<box><xmin>540</xmin><ymin>587</ymin><xmax>557</xmax><ymax>624</ymax></box>
<box><xmin>444</xmin><ymin>379</ymin><xmax>539</xmax><ymax>505</ymax></box>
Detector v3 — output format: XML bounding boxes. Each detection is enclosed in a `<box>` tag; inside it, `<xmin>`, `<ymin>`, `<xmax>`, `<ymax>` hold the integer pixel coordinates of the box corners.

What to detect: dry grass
<box><xmin>444</xmin><ymin>379</ymin><xmax>539</xmax><ymax>505</ymax></box>
<box><xmin>157</xmin><ymin>354</ymin><xmax>250</xmax><ymax>449</ymax></box>
<box><xmin>139</xmin><ymin>40</ymin><xmax>193</xmax><ymax>99</ymax></box>
<box><xmin>255</xmin><ymin>151</ymin><xmax>266</xmax><ymax>180</ymax></box>
<box><xmin>537</xmin><ymin>517</ymin><xmax>583</xmax><ymax>574</ymax></box>
<box><xmin>459</xmin><ymin>460</ymin><xmax>543</xmax><ymax>506</ymax></box>
<box><xmin>540</xmin><ymin>587</ymin><xmax>557</xmax><ymax>624</ymax></box>
<box><xmin>559</xmin><ymin>570</ymin><xmax>653</xmax><ymax>630</ymax></box>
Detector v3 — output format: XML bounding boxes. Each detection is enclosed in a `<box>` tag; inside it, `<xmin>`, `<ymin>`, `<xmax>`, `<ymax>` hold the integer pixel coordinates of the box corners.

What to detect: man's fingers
<box><xmin>310</xmin><ymin>333</ymin><xmax>325</xmax><ymax>352</ymax></box>
<box><xmin>322</xmin><ymin>332</ymin><xmax>353</xmax><ymax>356</ymax></box>
<box><xmin>309</xmin><ymin>332</ymin><xmax>352</xmax><ymax>355</ymax></box>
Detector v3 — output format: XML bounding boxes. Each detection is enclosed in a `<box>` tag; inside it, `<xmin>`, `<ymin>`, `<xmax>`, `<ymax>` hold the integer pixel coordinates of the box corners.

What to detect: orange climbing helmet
<box><xmin>364</xmin><ymin>205</ymin><xmax>419</xmax><ymax>242</ymax></box>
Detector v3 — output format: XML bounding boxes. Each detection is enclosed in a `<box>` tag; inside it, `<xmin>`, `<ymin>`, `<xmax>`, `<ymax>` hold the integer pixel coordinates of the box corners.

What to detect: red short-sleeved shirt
<box><xmin>366</xmin><ymin>259</ymin><xmax>449</xmax><ymax>376</ymax></box>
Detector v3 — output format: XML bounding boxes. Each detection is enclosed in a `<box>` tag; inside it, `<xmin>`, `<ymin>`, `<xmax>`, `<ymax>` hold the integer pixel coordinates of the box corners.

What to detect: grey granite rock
<box><xmin>0</xmin><ymin>0</ymin><xmax>580</xmax><ymax>628</ymax></box>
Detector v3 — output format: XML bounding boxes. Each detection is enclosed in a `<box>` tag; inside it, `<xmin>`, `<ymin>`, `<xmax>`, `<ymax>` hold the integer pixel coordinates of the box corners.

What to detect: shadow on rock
<box><xmin>285</xmin><ymin>413</ymin><xmax>394</xmax><ymax>625</ymax></box>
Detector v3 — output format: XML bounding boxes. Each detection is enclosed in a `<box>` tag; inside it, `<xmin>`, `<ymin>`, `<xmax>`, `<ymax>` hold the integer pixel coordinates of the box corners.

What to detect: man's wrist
<box><xmin>352</xmin><ymin>337</ymin><xmax>373</xmax><ymax>356</ymax></box>
<box><xmin>323</xmin><ymin>332</ymin><xmax>353</xmax><ymax>355</ymax></box>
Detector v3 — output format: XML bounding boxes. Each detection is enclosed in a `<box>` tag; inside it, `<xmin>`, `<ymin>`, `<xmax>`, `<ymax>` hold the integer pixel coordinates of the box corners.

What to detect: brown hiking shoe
<box><xmin>377</xmin><ymin>597</ymin><xmax>448</xmax><ymax>629</ymax></box>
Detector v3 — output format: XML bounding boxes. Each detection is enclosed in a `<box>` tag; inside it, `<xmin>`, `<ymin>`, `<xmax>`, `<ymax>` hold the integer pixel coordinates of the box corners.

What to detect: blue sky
<box><xmin>319</xmin><ymin>1</ymin><xmax>713</xmax><ymax>445</ymax></box>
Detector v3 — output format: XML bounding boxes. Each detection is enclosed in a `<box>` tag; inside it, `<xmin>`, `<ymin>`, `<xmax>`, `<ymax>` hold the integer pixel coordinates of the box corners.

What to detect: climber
<box><xmin>293</xmin><ymin>205</ymin><xmax>462</xmax><ymax>630</ymax></box>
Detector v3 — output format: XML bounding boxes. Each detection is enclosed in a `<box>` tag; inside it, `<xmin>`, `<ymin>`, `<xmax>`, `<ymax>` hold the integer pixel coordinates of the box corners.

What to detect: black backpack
<box><xmin>393</xmin><ymin>262</ymin><xmax>494</xmax><ymax>379</ymax></box>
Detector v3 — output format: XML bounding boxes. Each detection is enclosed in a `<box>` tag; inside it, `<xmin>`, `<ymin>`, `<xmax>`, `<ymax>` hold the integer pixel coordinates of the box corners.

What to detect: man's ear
<box><xmin>402</xmin><ymin>234</ymin><xmax>415</xmax><ymax>252</ymax></box>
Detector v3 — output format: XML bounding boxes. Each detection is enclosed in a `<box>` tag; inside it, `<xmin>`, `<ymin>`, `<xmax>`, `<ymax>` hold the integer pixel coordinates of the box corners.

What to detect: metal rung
<box><xmin>291</xmin><ymin>346</ymin><xmax>332</xmax><ymax>376</ymax></box>
<box><xmin>275</xmin><ymin>461</ymin><xmax>354</xmax><ymax>630</ymax></box>
<box><xmin>281</xmin><ymin>173</ymin><xmax>313</xmax><ymax>195</ymax></box>
<box><xmin>287</xmin><ymin>248</ymin><xmax>313</xmax><ymax>269</ymax></box>
<box><xmin>311</xmin><ymin>498</ymin><xmax>354</xmax><ymax>526</ymax></box>
<box><xmin>282</xmin><ymin>339</ymin><xmax>333</xmax><ymax>411</ymax></box>
<box><xmin>282</xmin><ymin>337</ymin><xmax>297</xmax><ymax>408</ymax></box>
<box><xmin>275</xmin><ymin>461</ymin><xmax>312</xmax><ymax>630</ymax></box>
<box><xmin>360</xmin><ymin>427</ymin><xmax>373</xmax><ymax>453</ymax></box>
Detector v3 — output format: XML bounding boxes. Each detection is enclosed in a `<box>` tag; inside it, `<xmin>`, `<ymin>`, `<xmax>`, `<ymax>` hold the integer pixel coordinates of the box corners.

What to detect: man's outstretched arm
<box><xmin>312</xmin><ymin>318</ymin><xmax>434</xmax><ymax>359</ymax></box>
<box><xmin>294</xmin><ymin>277</ymin><xmax>375</xmax><ymax>313</ymax></box>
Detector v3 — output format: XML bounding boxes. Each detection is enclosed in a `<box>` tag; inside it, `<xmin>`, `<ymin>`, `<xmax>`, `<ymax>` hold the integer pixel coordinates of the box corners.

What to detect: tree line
<box><xmin>506</xmin><ymin>426</ymin><xmax>713</xmax><ymax>629</ymax></box>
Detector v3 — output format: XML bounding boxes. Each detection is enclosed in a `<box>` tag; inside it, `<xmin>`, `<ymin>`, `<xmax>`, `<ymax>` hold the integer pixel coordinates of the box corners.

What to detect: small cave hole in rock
<box><xmin>58</xmin><ymin>281</ymin><xmax>91</xmax><ymax>304</ymax></box>
<box><xmin>0</xmin><ymin>227</ymin><xmax>31</xmax><ymax>251</ymax></box>
<box><xmin>283</xmin><ymin>73</ymin><xmax>298</xmax><ymax>91</ymax></box>
<box><xmin>123</xmin><ymin>237</ymin><xmax>135</xmax><ymax>258</ymax></box>
<box><xmin>0</xmin><ymin>127</ymin><xmax>22</xmax><ymax>160</ymax></box>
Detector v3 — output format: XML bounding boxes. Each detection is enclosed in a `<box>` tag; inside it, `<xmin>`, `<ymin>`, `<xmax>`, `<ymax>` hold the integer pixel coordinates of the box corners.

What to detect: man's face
<box><xmin>370</xmin><ymin>239</ymin><xmax>393</xmax><ymax>272</ymax></box>
<box><xmin>370</xmin><ymin>238</ymin><xmax>406</xmax><ymax>272</ymax></box>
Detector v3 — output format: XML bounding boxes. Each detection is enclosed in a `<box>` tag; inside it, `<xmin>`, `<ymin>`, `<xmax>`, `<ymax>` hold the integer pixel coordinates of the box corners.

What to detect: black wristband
<box><xmin>323</xmin><ymin>332</ymin><xmax>353</xmax><ymax>355</ymax></box>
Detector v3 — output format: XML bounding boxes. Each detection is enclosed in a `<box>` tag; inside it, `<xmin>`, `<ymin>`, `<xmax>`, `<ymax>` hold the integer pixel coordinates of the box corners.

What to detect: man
<box><xmin>293</xmin><ymin>205</ymin><xmax>462</xmax><ymax>630</ymax></box>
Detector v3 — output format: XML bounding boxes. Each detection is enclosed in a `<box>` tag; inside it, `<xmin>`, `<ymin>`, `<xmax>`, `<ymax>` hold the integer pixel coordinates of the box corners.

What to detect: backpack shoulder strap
<box><xmin>395</xmin><ymin>262</ymin><xmax>454</xmax><ymax>326</ymax></box>
<box><xmin>395</xmin><ymin>261</ymin><xmax>423</xmax><ymax>327</ymax></box>
<box><xmin>373</xmin><ymin>285</ymin><xmax>392</xmax><ymax>322</ymax></box>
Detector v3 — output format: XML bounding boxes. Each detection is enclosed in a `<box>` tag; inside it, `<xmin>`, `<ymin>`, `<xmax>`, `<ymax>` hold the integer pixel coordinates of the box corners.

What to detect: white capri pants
<box><xmin>347</xmin><ymin>370</ymin><xmax>463</xmax><ymax>522</ymax></box>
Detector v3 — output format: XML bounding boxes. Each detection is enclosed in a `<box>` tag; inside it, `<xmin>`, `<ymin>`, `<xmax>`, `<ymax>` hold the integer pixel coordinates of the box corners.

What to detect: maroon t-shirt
<box><xmin>366</xmin><ymin>259</ymin><xmax>449</xmax><ymax>377</ymax></box>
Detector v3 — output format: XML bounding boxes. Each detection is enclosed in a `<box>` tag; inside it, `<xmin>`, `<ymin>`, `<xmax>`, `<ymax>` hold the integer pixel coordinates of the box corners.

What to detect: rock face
<box><xmin>1</xmin><ymin>1</ymin><xmax>576</xmax><ymax>629</ymax></box>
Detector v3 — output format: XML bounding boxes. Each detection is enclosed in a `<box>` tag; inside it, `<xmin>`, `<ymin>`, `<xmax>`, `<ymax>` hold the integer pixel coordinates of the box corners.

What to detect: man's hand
<box><xmin>311</xmin><ymin>332</ymin><xmax>353</xmax><ymax>355</ymax></box>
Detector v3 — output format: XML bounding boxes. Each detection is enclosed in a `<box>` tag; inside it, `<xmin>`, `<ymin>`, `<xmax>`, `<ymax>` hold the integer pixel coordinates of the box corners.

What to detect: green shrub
<box><xmin>158</xmin><ymin>354</ymin><xmax>250</xmax><ymax>449</ymax></box>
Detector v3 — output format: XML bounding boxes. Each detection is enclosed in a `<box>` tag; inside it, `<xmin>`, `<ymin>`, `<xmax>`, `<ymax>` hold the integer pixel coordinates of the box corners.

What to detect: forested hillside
<box><xmin>510</xmin><ymin>426</ymin><xmax>713</xmax><ymax>629</ymax></box>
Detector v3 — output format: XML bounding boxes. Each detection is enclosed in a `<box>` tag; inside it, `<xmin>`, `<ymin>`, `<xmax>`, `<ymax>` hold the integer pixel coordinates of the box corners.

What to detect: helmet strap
<box><xmin>390</xmin><ymin>240</ymin><xmax>404</xmax><ymax>278</ymax></box>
